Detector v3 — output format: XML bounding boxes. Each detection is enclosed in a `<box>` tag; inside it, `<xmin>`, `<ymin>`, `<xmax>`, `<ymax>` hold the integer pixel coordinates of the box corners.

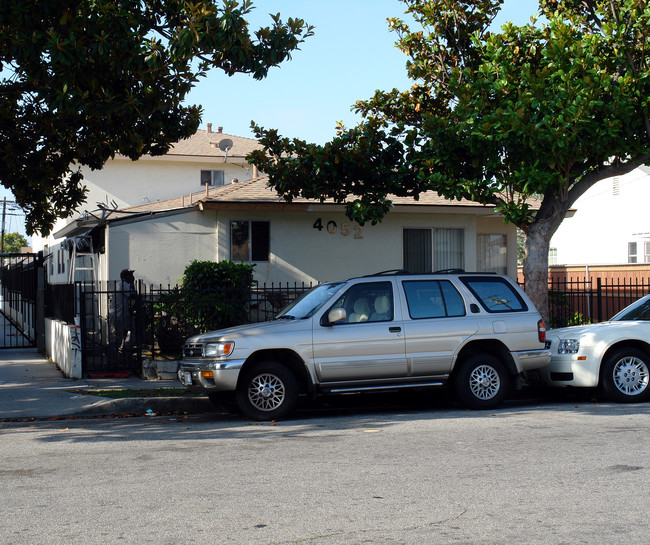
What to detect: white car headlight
<box><xmin>204</xmin><ymin>342</ymin><xmax>235</xmax><ymax>357</ymax></box>
<box><xmin>557</xmin><ymin>339</ymin><xmax>580</xmax><ymax>354</ymax></box>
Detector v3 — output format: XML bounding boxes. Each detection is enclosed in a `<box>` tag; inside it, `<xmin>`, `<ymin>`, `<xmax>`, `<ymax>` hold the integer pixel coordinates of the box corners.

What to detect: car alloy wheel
<box><xmin>469</xmin><ymin>364</ymin><xmax>501</xmax><ymax>400</ymax></box>
<box><xmin>602</xmin><ymin>348</ymin><xmax>650</xmax><ymax>403</ymax></box>
<box><xmin>612</xmin><ymin>355</ymin><xmax>649</xmax><ymax>397</ymax></box>
<box><xmin>455</xmin><ymin>353</ymin><xmax>510</xmax><ymax>410</ymax></box>
<box><xmin>236</xmin><ymin>361</ymin><xmax>299</xmax><ymax>420</ymax></box>
<box><xmin>247</xmin><ymin>372</ymin><xmax>286</xmax><ymax>412</ymax></box>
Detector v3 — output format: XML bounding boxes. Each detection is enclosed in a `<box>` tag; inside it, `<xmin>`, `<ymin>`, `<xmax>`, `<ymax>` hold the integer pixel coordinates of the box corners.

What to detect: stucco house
<box><xmin>47</xmin><ymin>174</ymin><xmax>518</xmax><ymax>286</ymax></box>
<box><xmin>549</xmin><ymin>166</ymin><xmax>650</xmax><ymax>266</ymax></box>
<box><xmin>34</xmin><ymin>125</ymin><xmax>260</xmax><ymax>282</ymax></box>
<box><xmin>35</xmin><ymin>126</ymin><xmax>520</xmax><ymax>286</ymax></box>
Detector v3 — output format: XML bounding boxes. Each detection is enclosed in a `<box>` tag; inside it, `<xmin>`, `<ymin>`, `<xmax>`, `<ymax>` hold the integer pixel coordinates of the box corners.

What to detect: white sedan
<box><xmin>541</xmin><ymin>295</ymin><xmax>650</xmax><ymax>402</ymax></box>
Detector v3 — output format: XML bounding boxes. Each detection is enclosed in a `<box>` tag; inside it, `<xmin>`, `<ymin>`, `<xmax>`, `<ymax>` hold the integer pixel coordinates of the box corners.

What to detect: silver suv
<box><xmin>179</xmin><ymin>270</ymin><xmax>550</xmax><ymax>420</ymax></box>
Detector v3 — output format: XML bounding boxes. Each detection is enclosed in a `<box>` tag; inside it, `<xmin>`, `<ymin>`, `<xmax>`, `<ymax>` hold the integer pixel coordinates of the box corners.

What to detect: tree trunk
<box><xmin>523</xmin><ymin>221</ymin><xmax>553</xmax><ymax>326</ymax></box>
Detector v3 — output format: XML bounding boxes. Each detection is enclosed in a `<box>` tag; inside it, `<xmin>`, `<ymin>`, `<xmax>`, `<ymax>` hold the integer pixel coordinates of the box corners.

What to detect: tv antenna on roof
<box><xmin>218</xmin><ymin>138</ymin><xmax>233</xmax><ymax>162</ymax></box>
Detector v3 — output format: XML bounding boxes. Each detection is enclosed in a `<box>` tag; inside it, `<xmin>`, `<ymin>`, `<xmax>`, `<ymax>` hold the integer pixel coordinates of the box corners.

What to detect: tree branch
<box><xmin>566</xmin><ymin>151</ymin><xmax>650</xmax><ymax>206</ymax></box>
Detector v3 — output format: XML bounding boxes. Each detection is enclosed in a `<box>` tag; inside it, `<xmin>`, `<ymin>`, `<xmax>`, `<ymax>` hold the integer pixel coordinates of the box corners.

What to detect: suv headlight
<box><xmin>204</xmin><ymin>341</ymin><xmax>235</xmax><ymax>357</ymax></box>
<box><xmin>557</xmin><ymin>339</ymin><xmax>580</xmax><ymax>354</ymax></box>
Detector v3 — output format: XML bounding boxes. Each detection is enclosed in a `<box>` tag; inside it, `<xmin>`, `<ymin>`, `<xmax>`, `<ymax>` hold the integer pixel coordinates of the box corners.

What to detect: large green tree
<box><xmin>250</xmin><ymin>0</ymin><xmax>650</xmax><ymax>322</ymax></box>
<box><xmin>1</xmin><ymin>232</ymin><xmax>28</xmax><ymax>253</ymax></box>
<box><xmin>0</xmin><ymin>0</ymin><xmax>312</xmax><ymax>235</ymax></box>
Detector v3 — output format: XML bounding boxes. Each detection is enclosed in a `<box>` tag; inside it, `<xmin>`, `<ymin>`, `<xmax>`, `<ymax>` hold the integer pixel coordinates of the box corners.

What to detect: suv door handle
<box><xmin>389</xmin><ymin>327</ymin><xmax>401</xmax><ymax>333</ymax></box>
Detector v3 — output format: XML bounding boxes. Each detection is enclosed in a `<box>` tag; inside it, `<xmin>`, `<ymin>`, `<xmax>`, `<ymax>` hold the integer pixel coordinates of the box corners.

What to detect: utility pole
<box><xmin>1</xmin><ymin>197</ymin><xmax>6</xmax><ymax>254</ymax></box>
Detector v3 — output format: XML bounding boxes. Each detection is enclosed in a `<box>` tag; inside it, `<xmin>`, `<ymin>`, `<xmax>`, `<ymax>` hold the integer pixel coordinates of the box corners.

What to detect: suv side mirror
<box><xmin>325</xmin><ymin>307</ymin><xmax>346</xmax><ymax>325</ymax></box>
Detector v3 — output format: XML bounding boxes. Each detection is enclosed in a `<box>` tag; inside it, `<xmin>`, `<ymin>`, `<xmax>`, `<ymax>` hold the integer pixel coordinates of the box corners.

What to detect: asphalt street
<box><xmin>2</xmin><ymin>348</ymin><xmax>650</xmax><ymax>544</ymax></box>
<box><xmin>1</xmin><ymin>399</ymin><xmax>649</xmax><ymax>545</ymax></box>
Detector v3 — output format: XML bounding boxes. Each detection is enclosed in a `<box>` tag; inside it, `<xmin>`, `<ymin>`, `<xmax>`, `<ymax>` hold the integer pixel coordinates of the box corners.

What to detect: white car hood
<box><xmin>548</xmin><ymin>320</ymin><xmax>645</xmax><ymax>340</ymax></box>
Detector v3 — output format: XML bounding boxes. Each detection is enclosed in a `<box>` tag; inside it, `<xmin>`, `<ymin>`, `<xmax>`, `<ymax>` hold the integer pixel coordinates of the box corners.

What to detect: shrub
<box><xmin>181</xmin><ymin>260</ymin><xmax>256</xmax><ymax>332</ymax></box>
<box><xmin>151</xmin><ymin>261</ymin><xmax>256</xmax><ymax>356</ymax></box>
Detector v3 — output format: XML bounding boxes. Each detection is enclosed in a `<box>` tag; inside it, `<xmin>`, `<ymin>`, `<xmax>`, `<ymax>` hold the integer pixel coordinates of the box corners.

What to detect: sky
<box><xmin>1</xmin><ymin>0</ymin><xmax>542</xmax><ymax>239</ymax></box>
<box><xmin>186</xmin><ymin>0</ymin><xmax>541</xmax><ymax>144</ymax></box>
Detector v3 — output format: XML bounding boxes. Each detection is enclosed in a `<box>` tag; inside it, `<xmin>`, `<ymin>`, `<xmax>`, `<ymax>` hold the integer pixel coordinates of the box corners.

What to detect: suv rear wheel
<box><xmin>455</xmin><ymin>353</ymin><xmax>510</xmax><ymax>409</ymax></box>
<box><xmin>236</xmin><ymin>361</ymin><xmax>299</xmax><ymax>420</ymax></box>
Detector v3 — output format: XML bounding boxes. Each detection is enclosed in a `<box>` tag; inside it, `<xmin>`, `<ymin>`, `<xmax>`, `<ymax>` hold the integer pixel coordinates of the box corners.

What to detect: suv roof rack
<box><xmin>433</xmin><ymin>268</ymin><xmax>466</xmax><ymax>274</ymax></box>
<box><xmin>364</xmin><ymin>268</ymin><xmax>500</xmax><ymax>278</ymax></box>
<box><xmin>368</xmin><ymin>269</ymin><xmax>410</xmax><ymax>276</ymax></box>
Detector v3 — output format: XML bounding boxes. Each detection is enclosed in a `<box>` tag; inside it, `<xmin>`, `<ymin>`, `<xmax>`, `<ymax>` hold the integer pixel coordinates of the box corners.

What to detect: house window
<box><xmin>57</xmin><ymin>248</ymin><xmax>65</xmax><ymax>275</ymax></box>
<box><xmin>645</xmin><ymin>242</ymin><xmax>650</xmax><ymax>263</ymax></box>
<box><xmin>403</xmin><ymin>228</ymin><xmax>464</xmax><ymax>273</ymax></box>
<box><xmin>628</xmin><ymin>242</ymin><xmax>638</xmax><ymax>264</ymax></box>
<box><xmin>201</xmin><ymin>170</ymin><xmax>225</xmax><ymax>187</ymax></box>
<box><xmin>548</xmin><ymin>247</ymin><xmax>558</xmax><ymax>266</ymax></box>
<box><xmin>477</xmin><ymin>234</ymin><xmax>508</xmax><ymax>274</ymax></box>
<box><xmin>231</xmin><ymin>221</ymin><xmax>270</xmax><ymax>262</ymax></box>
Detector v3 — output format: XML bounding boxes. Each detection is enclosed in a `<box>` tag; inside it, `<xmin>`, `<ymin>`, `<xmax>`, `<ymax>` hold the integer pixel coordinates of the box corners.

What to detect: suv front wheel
<box><xmin>455</xmin><ymin>353</ymin><xmax>510</xmax><ymax>410</ymax></box>
<box><xmin>236</xmin><ymin>361</ymin><xmax>299</xmax><ymax>421</ymax></box>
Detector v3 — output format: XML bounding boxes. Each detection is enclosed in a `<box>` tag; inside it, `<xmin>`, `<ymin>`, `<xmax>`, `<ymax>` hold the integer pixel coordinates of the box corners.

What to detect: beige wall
<box><xmin>41</xmin><ymin>206</ymin><xmax>518</xmax><ymax>287</ymax></box>
<box><xmin>213</xmin><ymin>207</ymin><xmax>518</xmax><ymax>285</ymax></box>
<box><xmin>31</xmin><ymin>156</ymin><xmax>252</xmax><ymax>257</ymax></box>
<box><xmin>81</xmin><ymin>157</ymin><xmax>254</xmax><ymax>212</ymax></box>
<box><xmin>106</xmin><ymin>210</ymin><xmax>217</xmax><ymax>285</ymax></box>
<box><xmin>108</xmin><ymin>207</ymin><xmax>518</xmax><ymax>287</ymax></box>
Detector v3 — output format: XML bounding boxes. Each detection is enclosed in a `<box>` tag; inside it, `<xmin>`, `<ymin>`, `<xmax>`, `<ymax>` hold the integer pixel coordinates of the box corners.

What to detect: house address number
<box><xmin>313</xmin><ymin>218</ymin><xmax>364</xmax><ymax>239</ymax></box>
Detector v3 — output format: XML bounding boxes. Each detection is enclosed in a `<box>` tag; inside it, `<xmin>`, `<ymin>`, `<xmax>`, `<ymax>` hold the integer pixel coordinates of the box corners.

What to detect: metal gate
<box><xmin>0</xmin><ymin>253</ymin><xmax>41</xmax><ymax>348</ymax></box>
<box><xmin>79</xmin><ymin>282</ymin><xmax>142</xmax><ymax>377</ymax></box>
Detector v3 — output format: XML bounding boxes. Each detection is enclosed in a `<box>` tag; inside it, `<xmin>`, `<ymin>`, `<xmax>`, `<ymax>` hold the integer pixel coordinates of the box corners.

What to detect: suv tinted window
<box><xmin>402</xmin><ymin>280</ymin><xmax>465</xmax><ymax>319</ymax></box>
<box><xmin>330</xmin><ymin>281</ymin><xmax>393</xmax><ymax>323</ymax></box>
<box><xmin>461</xmin><ymin>276</ymin><xmax>528</xmax><ymax>313</ymax></box>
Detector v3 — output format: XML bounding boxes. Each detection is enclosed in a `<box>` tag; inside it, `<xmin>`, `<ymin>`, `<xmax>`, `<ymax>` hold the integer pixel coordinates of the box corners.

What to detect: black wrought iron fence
<box><xmin>0</xmin><ymin>253</ymin><xmax>41</xmax><ymax>348</ymax></box>
<box><xmin>546</xmin><ymin>277</ymin><xmax>650</xmax><ymax>328</ymax></box>
<box><xmin>67</xmin><ymin>275</ymin><xmax>650</xmax><ymax>375</ymax></box>
<box><xmin>76</xmin><ymin>281</ymin><xmax>312</xmax><ymax>376</ymax></box>
<box><xmin>139</xmin><ymin>282</ymin><xmax>312</xmax><ymax>360</ymax></box>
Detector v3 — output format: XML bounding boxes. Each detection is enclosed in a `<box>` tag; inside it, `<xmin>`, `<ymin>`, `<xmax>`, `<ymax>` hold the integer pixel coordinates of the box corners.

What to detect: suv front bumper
<box><xmin>178</xmin><ymin>359</ymin><xmax>246</xmax><ymax>392</ymax></box>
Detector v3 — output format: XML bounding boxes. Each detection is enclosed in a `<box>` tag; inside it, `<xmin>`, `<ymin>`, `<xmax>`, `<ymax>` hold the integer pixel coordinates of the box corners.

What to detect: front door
<box><xmin>313</xmin><ymin>281</ymin><xmax>407</xmax><ymax>382</ymax></box>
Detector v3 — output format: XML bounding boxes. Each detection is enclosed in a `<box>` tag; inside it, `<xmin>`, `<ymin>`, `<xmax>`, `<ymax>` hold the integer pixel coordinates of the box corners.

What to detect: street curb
<box><xmin>74</xmin><ymin>396</ymin><xmax>215</xmax><ymax>417</ymax></box>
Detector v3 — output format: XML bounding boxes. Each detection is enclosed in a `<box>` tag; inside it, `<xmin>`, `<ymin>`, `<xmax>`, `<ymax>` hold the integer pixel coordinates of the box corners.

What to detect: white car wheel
<box><xmin>602</xmin><ymin>348</ymin><xmax>650</xmax><ymax>403</ymax></box>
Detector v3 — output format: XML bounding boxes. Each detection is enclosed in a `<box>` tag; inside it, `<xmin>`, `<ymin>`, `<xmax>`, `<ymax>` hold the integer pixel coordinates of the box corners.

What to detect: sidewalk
<box><xmin>0</xmin><ymin>348</ymin><xmax>213</xmax><ymax>420</ymax></box>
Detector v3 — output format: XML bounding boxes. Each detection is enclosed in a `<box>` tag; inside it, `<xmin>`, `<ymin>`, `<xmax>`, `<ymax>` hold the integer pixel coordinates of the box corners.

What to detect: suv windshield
<box><xmin>275</xmin><ymin>282</ymin><xmax>346</xmax><ymax>320</ymax></box>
